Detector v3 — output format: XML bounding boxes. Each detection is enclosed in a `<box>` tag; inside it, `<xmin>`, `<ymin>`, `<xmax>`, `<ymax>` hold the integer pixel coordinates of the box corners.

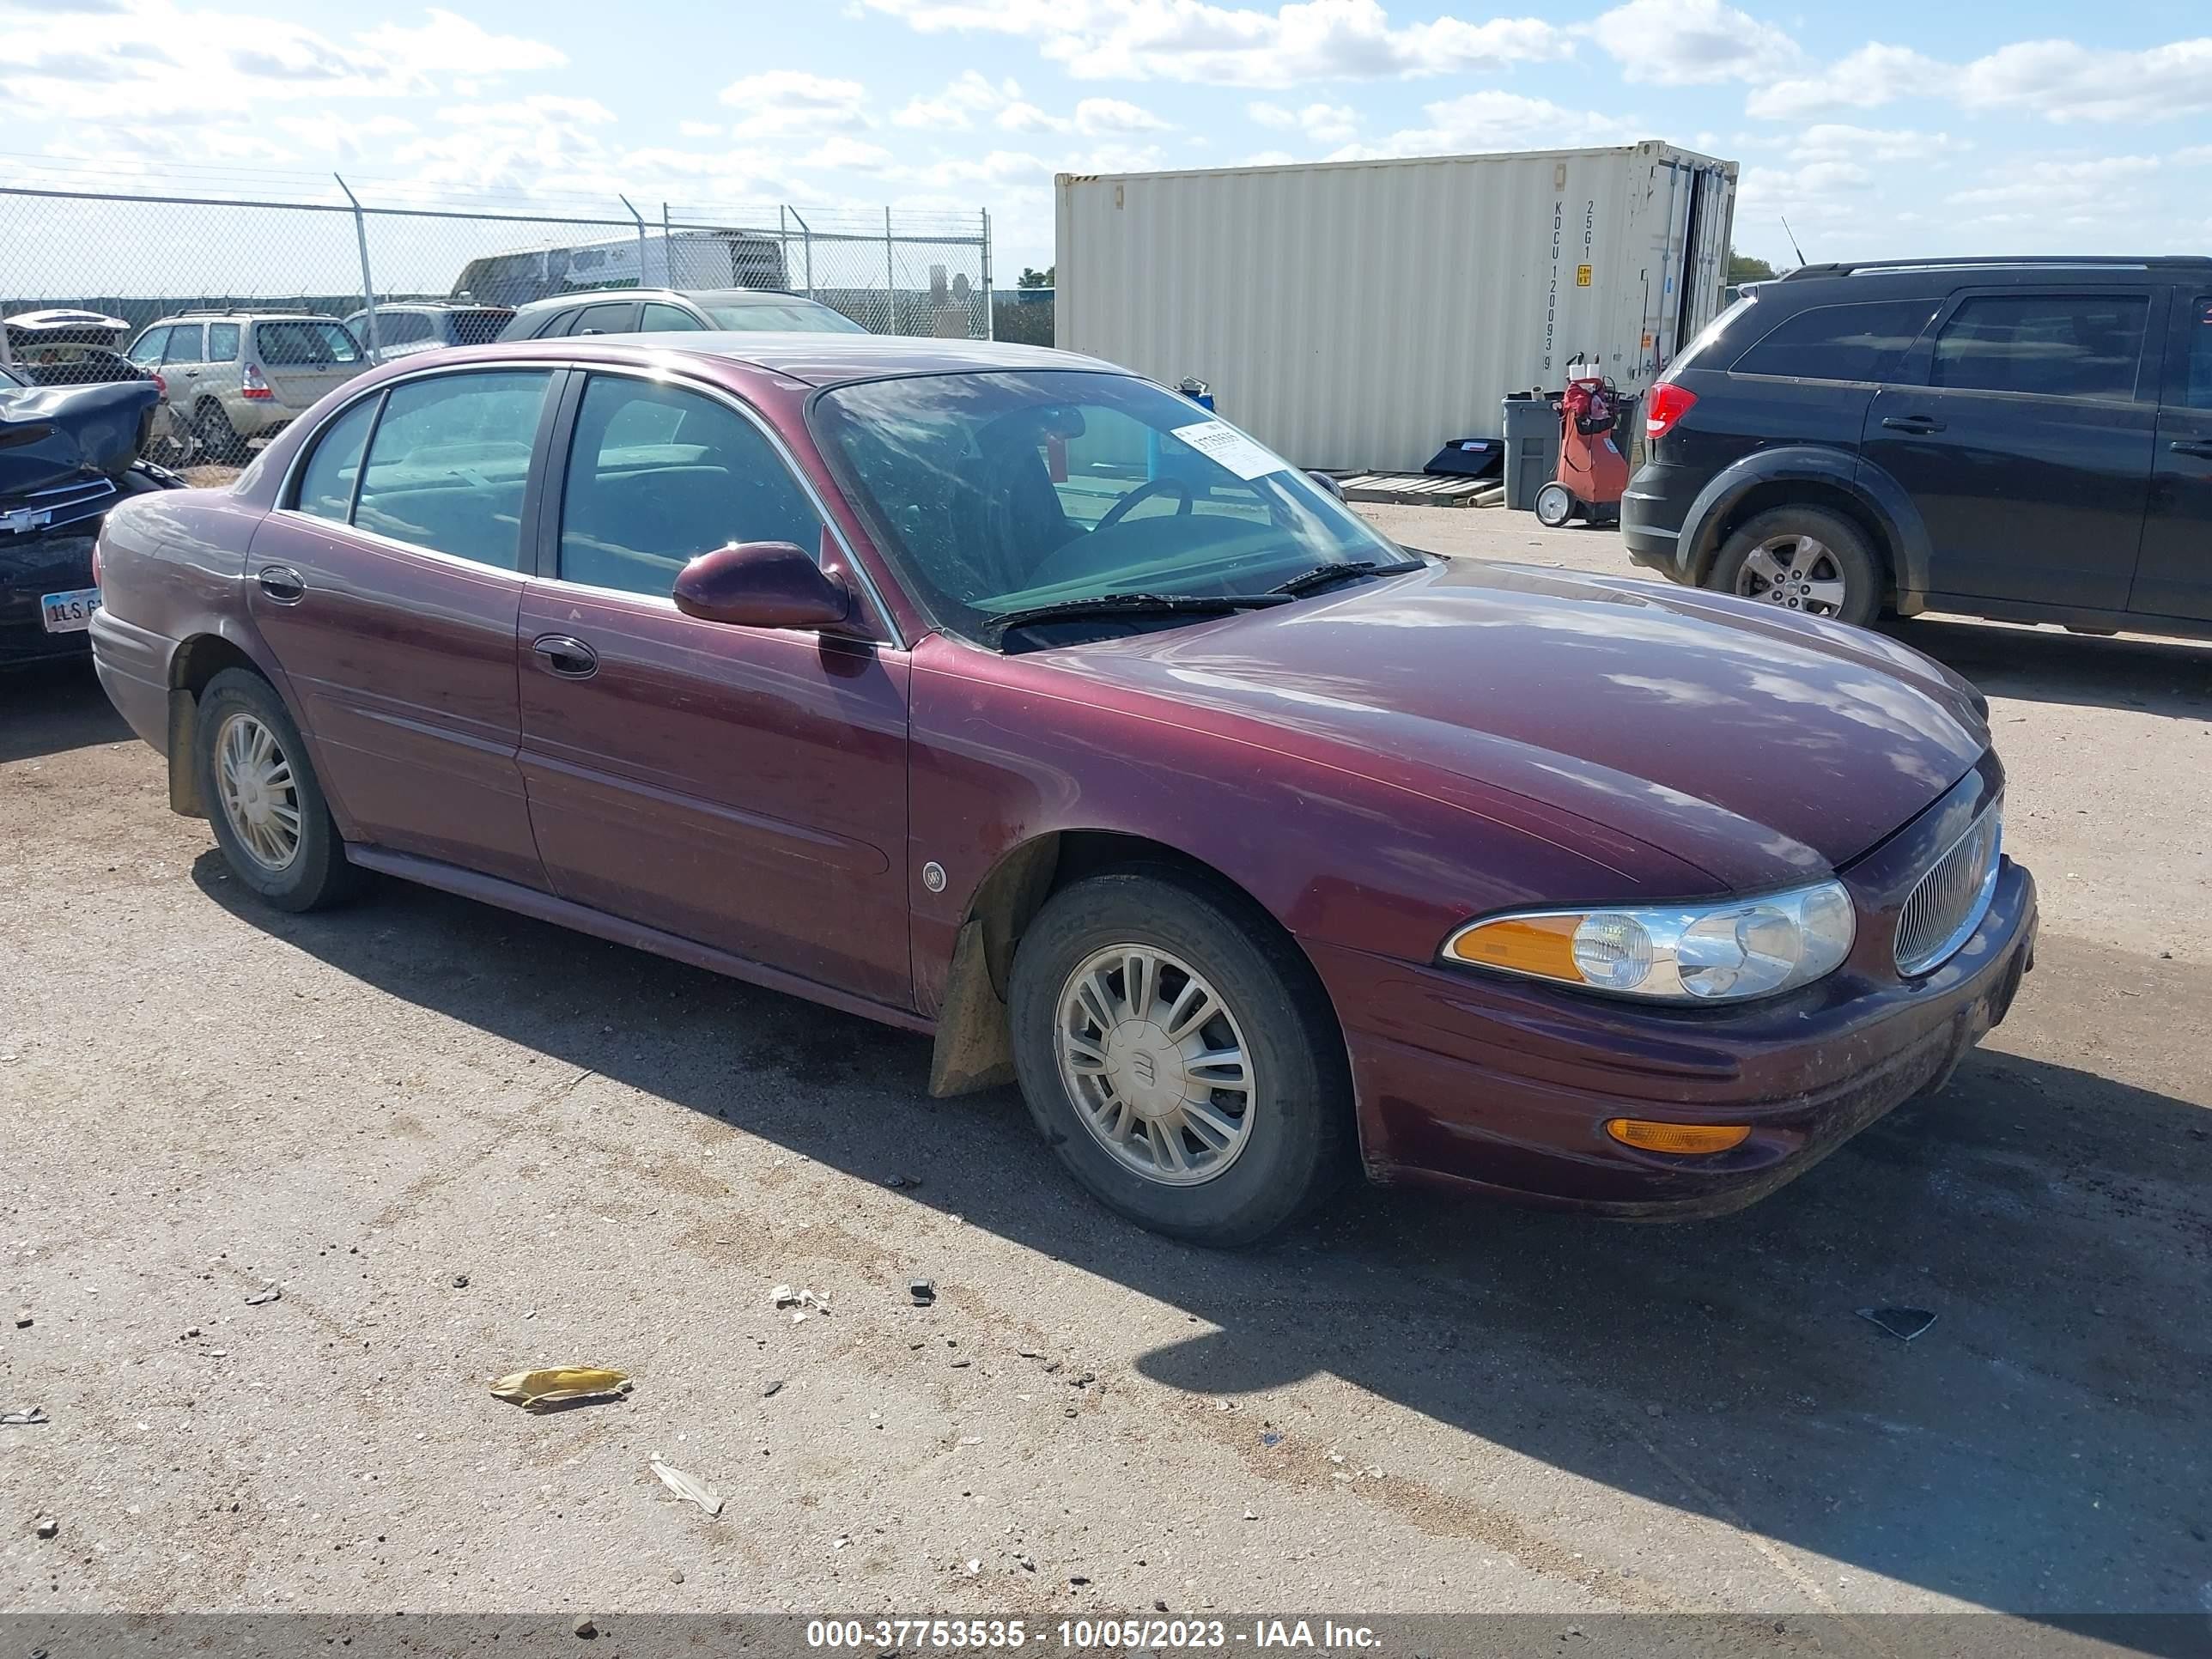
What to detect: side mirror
<box><xmin>672</xmin><ymin>541</ymin><xmax>854</xmax><ymax>630</ymax></box>
<box><xmin>1307</xmin><ymin>470</ymin><xmax>1346</xmax><ymax>501</ymax></box>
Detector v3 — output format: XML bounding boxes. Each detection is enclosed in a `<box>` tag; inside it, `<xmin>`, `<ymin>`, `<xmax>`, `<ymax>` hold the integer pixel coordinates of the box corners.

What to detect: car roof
<box><xmin>423</xmin><ymin>331</ymin><xmax>1119</xmax><ymax>387</ymax></box>
<box><xmin>509</xmin><ymin>287</ymin><xmax>817</xmax><ymax>315</ymax></box>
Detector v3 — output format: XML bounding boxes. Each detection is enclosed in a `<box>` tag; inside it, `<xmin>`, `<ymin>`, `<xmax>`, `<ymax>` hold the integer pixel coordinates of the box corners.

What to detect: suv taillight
<box><xmin>1644</xmin><ymin>381</ymin><xmax>1698</xmax><ymax>442</ymax></box>
<box><xmin>241</xmin><ymin>362</ymin><xmax>273</xmax><ymax>400</ymax></box>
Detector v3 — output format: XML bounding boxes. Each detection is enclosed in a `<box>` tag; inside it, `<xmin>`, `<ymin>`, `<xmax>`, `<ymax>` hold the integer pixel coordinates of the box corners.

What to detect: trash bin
<box><xmin>1501</xmin><ymin>393</ymin><xmax>1562</xmax><ymax>513</ymax></box>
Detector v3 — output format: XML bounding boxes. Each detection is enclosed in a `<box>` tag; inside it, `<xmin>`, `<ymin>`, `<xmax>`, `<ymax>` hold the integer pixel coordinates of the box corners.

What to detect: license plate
<box><xmin>40</xmin><ymin>587</ymin><xmax>101</xmax><ymax>633</ymax></box>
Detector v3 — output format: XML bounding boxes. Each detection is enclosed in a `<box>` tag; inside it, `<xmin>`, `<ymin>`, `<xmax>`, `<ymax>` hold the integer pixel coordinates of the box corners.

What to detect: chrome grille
<box><xmin>1894</xmin><ymin>801</ymin><xmax>2002</xmax><ymax>978</ymax></box>
<box><xmin>1</xmin><ymin>474</ymin><xmax>115</xmax><ymax>537</ymax></box>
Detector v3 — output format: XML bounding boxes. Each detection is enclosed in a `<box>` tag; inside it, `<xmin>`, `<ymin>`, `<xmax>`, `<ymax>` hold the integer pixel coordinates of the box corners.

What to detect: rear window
<box><xmin>1931</xmin><ymin>294</ymin><xmax>2148</xmax><ymax>400</ymax></box>
<box><xmin>256</xmin><ymin>319</ymin><xmax>363</xmax><ymax>368</ymax></box>
<box><xmin>1732</xmin><ymin>300</ymin><xmax>1936</xmax><ymax>383</ymax></box>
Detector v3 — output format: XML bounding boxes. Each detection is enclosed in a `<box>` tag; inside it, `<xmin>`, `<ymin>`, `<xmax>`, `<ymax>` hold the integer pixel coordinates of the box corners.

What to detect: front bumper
<box><xmin>1312</xmin><ymin>859</ymin><xmax>2038</xmax><ymax>1219</ymax></box>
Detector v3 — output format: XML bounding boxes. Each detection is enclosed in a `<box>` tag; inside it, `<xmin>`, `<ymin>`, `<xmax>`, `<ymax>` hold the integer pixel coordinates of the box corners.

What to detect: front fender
<box><xmin>1677</xmin><ymin>445</ymin><xmax>1932</xmax><ymax>599</ymax></box>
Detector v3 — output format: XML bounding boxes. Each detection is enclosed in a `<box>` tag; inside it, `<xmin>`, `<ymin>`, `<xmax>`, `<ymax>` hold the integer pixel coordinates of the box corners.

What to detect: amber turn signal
<box><xmin>1604</xmin><ymin>1118</ymin><xmax>1751</xmax><ymax>1155</ymax></box>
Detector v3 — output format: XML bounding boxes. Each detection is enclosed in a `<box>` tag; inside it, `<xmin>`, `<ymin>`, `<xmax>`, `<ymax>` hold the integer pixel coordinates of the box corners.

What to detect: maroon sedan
<box><xmin>88</xmin><ymin>335</ymin><xmax>2036</xmax><ymax>1245</ymax></box>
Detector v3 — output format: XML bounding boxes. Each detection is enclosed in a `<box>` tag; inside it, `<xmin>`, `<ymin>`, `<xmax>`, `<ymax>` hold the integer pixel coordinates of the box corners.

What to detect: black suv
<box><xmin>1623</xmin><ymin>257</ymin><xmax>2212</xmax><ymax>639</ymax></box>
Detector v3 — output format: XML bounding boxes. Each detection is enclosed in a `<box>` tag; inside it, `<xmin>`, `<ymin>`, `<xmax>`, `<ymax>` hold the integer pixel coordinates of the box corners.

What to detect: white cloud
<box><xmin>678</xmin><ymin>119</ymin><xmax>721</xmax><ymax>139</ymax></box>
<box><xmin>859</xmin><ymin>0</ymin><xmax>1571</xmax><ymax>87</ymax></box>
<box><xmin>1747</xmin><ymin>33</ymin><xmax>2212</xmax><ymax>124</ymax></box>
<box><xmin>1352</xmin><ymin>90</ymin><xmax>1642</xmax><ymax>158</ymax></box>
<box><xmin>1788</xmin><ymin>124</ymin><xmax>1960</xmax><ymax>163</ymax></box>
<box><xmin>718</xmin><ymin>70</ymin><xmax>869</xmax><ymax>137</ymax></box>
<box><xmin>1248</xmin><ymin>100</ymin><xmax>1358</xmax><ymax>144</ymax></box>
<box><xmin>800</xmin><ymin>135</ymin><xmax>897</xmax><ymax>169</ymax></box>
<box><xmin>1073</xmin><ymin>96</ymin><xmax>1172</xmax><ymax>133</ymax></box>
<box><xmin>891</xmin><ymin>70</ymin><xmax>1021</xmax><ymax>129</ymax></box>
<box><xmin>1587</xmin><ymin>0</ymin><xmax>1798</xmax><ymax>86</ymax></box>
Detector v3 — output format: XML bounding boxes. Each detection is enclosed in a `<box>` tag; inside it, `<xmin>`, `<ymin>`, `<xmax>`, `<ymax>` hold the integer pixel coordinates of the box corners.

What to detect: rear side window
<box><xmin>557</xmin><ymin>376</ymin><xmax>823</xmax><ymax>598</ymax></box>
<box><xmin>1932</xmin><ymin>294</ymin><xmax>2149</xmax><ymax>400</ymax></box>
<box><xmin>1732</xmin><ymin>300</ymin><xmax>1936</xmax><ymax>383</ymax></box>
<box><xmin>256</xmin><ymin>319</ymin><xmax>363</xmax><ymax>367</ymax></box>
<box><xmin>293</xmin><ymin>396</ymin><xmax>379</xmax><ymax>522</ymax></box>
<box><xmin>206</xmin><ymin>323</ymin><xmax>240</xmax><ymax>363</ymax></box>
<box><xmin>351</xmin><ymin>370</ymin><xmax>553</xmax><ymax>568</ymax></box>
<box><xmin>2185</xmin><ymin>296</ymin><xmax>2212</xmax><ymax>411</ymax></box>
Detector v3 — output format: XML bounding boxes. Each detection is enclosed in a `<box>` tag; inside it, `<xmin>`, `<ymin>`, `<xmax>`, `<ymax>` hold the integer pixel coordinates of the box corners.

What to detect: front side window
<box><xmin>350</xmin><ymin>370</ymin><xmax>552</xmax><ymax>568</ymax></box>
<box><xmin>557</xmin><ymin>376</ymin><xmax>823</xmax><ymax>597</ymax></box>
<box><xmin>702</xmin><ymin>299</ymin><xmax>866</xmax><ymax>333</ymax></box>
<box><xmin>639</xmin><ymin>301</ymin><xmax>705</xmax><ymax>331</ymax></box>
<box><xmin>811</xmin><ymin>368</ymin><xmax>1405</xmax><ymax>642</ymax></box>
<box><xmin>255</xmin><ymin>319</ymin><xmax>363</xmax><ymax>368</ymax></box>
<box><xmin>125</xmin><ymin>326</ymin><xmax>168</xmax><ymax>367</ymax></box>
<box><xmin>1732</xmin><ymin>300</ymin><xmax>1937</xmax><ymax>383</ymax></box>
<box><xmin>162</xmin><ymin>325</ymin><xmax>205</xmax><ymax>366</ymax></box>
<box><xmin>531</xmin><ymin>308</ymin><xmax>580</xmax><ymax>339</ymax></box>
<box><xmin>293</xmin><ymin>395</ymin><xmax>379</xmax><ymax>522</ymax></box>
<box><xmin>206</xmin><ymin>323</ymin><xmax>240</xmax><ymax>363</ymax></box>
<box><xmin>1932</xmin><ymin>294</ymin><xmax>2149</xmax><ymax>400</ymax></box>
<box><xmin>2185</xmin><ymin>296</ymin><xmax>2212</xmax><ymax>411</ymax></box>
<box><xmin>571</xmin><ymin>301</ymin><xmax>638</xmax><ymax>336</ymax></box>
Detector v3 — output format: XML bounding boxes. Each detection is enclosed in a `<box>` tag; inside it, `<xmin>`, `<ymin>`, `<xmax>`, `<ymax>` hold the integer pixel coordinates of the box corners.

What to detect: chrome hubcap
<box><xmin>1055</xmin><ymin>944</ymin><xmax>1254</xmax><ymax>1187</ymax></box>
<box><xmin>1735</xmin><ymin>535</ymin><xmax>1848</xmax><ymax>616</ymax></box>
<box><xmin>215</xmin><ymin>712</ymin><xmax>301</xmax><ymax>872</ymax></box>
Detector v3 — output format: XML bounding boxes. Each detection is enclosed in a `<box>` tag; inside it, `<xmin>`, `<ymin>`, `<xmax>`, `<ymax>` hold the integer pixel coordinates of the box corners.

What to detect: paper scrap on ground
<box><xmin>489</xmin><ymin>1367</ymin><xmax>631</xmax><ymax>1408</ymax></box>
<box><xmin>1170</xmin><ymin>420</ymin><xmax>1286</xmax><ymax>482</ymax></box>
<box><xmin>650</xmin><ymin>1455</ymin><xmax>724</xmax><ymax>1516</ymax></box>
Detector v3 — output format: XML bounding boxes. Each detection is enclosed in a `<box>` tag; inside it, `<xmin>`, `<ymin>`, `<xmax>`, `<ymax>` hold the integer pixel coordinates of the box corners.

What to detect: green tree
<box><xmin>1729</xmin><ymin>250</ymin><xmax>1779</xmax><ymax>283</ymax></box>
<box><xmin>1018</xmin><ymin>265</ymin><xmax>1055</xmax><ymax>289</ymax></box>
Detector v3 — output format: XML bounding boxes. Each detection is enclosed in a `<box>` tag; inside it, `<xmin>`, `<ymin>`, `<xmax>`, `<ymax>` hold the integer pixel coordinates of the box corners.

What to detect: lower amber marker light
<box><xmin>1605</xmin><ymin>1118</ymin><xmax>1751</xmax><ymax>1155</ymax></box>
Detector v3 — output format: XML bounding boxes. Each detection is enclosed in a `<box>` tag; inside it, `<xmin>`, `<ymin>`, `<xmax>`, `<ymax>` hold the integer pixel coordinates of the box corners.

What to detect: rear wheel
<box><xmin>192</xmin><ymin>400</ymin><xmax>248</xmax><ymax>465</ymax></box>
<box><xmin>195</xmin><ymin>668</ymin><xmax>362</xmax><ymax>912</ymax></box>
<box><xmin>1710</xmin><ymin>506</ymin><xmax>1882</xmax><ymax>629</ymax></box>
<box><xmin>1534</xmin><ymin>483</ymin><xmax>1574</xmax><ymax>527</ymax></box>
<box><xmin>1007</xmin><ymin>870</ymin><xmax>1352</xmax><ymax>1247</ymax></box>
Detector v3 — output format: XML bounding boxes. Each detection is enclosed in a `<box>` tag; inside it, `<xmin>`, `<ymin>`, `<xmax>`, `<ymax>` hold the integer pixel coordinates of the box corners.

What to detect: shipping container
<box><xmin>1055</xmin><ymin>142</ymin><xmax>1738</xmax><ymax>471</ymax></box>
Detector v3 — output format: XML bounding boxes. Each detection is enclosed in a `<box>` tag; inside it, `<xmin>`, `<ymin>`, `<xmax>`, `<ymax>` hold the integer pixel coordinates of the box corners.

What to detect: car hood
<box><xmin>1026</xmin><ymin>558</ymin><xmax>1990</xmax><ymax>891</ymax></box>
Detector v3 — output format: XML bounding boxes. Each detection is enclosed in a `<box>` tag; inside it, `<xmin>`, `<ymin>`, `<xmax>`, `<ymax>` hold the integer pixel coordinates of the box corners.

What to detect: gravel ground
<box><xmin>2</xmin><ymin>507</ymin><xmax>2208</xmax><ymax>1625</ymax></box>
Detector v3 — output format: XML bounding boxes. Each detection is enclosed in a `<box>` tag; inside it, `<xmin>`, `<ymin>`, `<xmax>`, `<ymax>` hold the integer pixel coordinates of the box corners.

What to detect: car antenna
<box><xmin>1780</xmin><ymin>216</ymin><xmax>1808</xmax><ymax>267</ymax></box>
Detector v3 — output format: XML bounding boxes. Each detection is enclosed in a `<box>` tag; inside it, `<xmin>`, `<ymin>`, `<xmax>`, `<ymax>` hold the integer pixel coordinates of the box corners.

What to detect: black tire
<box><xmin>1534</xmin><ymin>483</ymin><xmax>1574</xmax><ymax>527</ymax></box>
<box><xmin>195</xmin><ymin>667</ymin><xmax>362</xmax><ymax>912</ymax></box>
<box><xmin>1007</xmin><ymin>868</ymin><xmax>1354</xmax><ymax>1248</ymax></box>
<box><xmin>193</xmin><ymin>400</ymin><xmax>248</xmax><ymax>465</ymax></box>
<box><xmin>1709</xmin><ymin>505</ymin><xmax>1883</xmax><ymax>629</ymax></box>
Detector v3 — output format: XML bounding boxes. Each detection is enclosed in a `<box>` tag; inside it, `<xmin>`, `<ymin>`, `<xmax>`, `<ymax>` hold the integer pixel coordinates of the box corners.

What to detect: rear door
<box><xmin>2130</xmin><ymin>291</ymin><xmax>2212</xmax><ymax>622</ymax></box>
<box><xmin>514</xmin><ymin>368</ymin><xmax>912</xmax><ymax>1005</ymax></box>
<box><xmin>246</xmin><ymin>367</ymin><xmax>560</xmax><ymax>886</ymax></box>
<box><xmin>1862</xmin><ymin>287</ymin><xmax>2162</xmax><ymax>613</ymax></box>
<box><xmin>252</xmin><ymin>319</ymin><xmax>368</xmax><ymax>410</ymax></box>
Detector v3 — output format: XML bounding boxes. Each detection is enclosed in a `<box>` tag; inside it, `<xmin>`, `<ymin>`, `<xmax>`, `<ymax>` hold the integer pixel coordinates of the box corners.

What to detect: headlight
<box><xmin>1441</xmin><ymin>880</ymin><xmax>1856</xmax><ymax>1004</ymax></box>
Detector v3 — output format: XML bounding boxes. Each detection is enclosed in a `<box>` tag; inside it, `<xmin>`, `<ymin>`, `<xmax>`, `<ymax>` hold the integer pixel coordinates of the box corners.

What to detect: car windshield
<box><xmin>702</xmin><ymin>300</ymin><xmax>866</xmax><ymax>333</ymax></box>
<box><xmin>811</xmin><ymin>368</ymin><xmax>1405</xmax><ymax>642</ymax></box>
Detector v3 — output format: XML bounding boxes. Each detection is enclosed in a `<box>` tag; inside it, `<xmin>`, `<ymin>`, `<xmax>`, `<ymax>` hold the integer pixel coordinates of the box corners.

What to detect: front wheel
<box><xmin>1710</xmin><ymin>506</ymin><xmax>1882</xmax><ymax>629</ymax></box>
<box><xmin>1534</xmin><ymin>482</ymin><xmax>1575</xmax><ymax>527</ymax></box>
<box><xmin>195</xmin><ymin>668</ymin><xmax>362</xmax><ymax>912</ymax></box>
<box><xmin>1007</xmin><ymin>870</ymin><xmax>1353</xmax><ymax>1247</ymax></box>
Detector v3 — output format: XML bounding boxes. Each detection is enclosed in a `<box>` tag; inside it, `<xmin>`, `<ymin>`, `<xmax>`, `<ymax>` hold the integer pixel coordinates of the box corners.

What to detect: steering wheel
<box><xmin>1095</xmin><ymin>475</ymin><xmax>1194</xmax><ymax>532</ymax></box>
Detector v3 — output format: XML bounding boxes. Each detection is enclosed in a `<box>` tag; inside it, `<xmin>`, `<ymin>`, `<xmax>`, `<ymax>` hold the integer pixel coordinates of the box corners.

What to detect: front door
<box><xmin>1860</xmin><ymin>287</ymin><xmax>2162</xmax><ymax>614</ymax></box>
<box><xmin>2131</xmin><ymin>292</ymin><xmax>2212</xmax><ymax>623</ymax></box>
<box><xmin>515</xmin><ymin>369</ymin><xmax>911</xmax><ymax>1007</ymax></box>
<box><xmin>246</xmin><ymin>367</ymin><xmax>558</xmax><ymax>887</ymax></box>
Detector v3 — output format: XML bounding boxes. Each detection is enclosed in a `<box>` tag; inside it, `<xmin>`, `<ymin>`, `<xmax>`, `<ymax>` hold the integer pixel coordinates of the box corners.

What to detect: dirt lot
<box><xmin>3</xmin><ymin>508</ymin><xmax>2209</xmax><ymax>1626</ymax></box>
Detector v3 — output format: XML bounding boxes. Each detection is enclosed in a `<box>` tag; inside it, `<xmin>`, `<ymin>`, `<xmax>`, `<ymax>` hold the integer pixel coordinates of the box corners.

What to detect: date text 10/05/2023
<box><xmin>805</xmin><ymin>1619</ymin><xmax>1382</xmax><ymax>1652</ymax></box>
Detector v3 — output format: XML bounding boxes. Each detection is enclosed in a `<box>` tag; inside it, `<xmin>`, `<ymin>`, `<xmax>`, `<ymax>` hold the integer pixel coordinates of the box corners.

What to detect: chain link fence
<box><xmin>0</xmin><ymin>182</ymin><xmax>995</xmax><ymax>389</ymax></box>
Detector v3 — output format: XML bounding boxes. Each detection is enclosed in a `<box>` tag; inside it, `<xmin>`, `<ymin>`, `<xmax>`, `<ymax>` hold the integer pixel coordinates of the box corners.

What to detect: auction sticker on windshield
<box><xmin>1171</xmin><ymin>420</ymin><xmax>1286</xmax><ymax>481</ymax></box>
<box><xmin>40</xmin><ymin>586</ymin><xmax>101</xmax><ymax>633</ymax></box>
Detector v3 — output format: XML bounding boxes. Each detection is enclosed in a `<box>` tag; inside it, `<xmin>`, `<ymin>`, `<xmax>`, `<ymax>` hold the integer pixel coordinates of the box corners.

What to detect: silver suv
<box><xmin>343</xmin><ymin>302</ymin><xmax>516</xmax><ymax>364</ymax></box>
<box><xmin>124</xmin><ymin>311</ymin><xmax>367</xmax><ymax>461</ymax></box>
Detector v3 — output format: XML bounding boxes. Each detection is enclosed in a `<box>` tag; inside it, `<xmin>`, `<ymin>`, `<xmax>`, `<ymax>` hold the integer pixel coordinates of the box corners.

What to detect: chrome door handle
<box><xmin>256</xmin><ymin>564</ymin><xmax>306</xmax><ymax>603</ymax></box>
<box><xmin>532</xmin><ymin>634</ymin><xmax>599</xmax><ymax>678</ymax></box>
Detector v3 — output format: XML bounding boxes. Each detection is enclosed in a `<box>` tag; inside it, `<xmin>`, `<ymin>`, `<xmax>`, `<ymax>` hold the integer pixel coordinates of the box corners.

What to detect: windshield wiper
<box><xmin>1267</xmin><ymin>556</ymin><xmax>1425</xmax><ymax>597</ymax></box>
<box><xmin>986</xmin><ymin>591</ymin><xmax>1292</xmax><ymax>637</ymax></box>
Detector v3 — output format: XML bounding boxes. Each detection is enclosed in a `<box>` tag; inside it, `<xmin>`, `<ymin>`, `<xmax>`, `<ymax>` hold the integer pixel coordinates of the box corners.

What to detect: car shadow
<box><xmin>0</xmin><ymin>658</ymin><xmax>130</xmax><ymax>763</ymax></box>
<box><xmin>189</xmin><ymin>854</ymin><xmax>2212</xmax><ymax>1626</ymax></box>
<box><xmin>1879</xmin><ymin>617</ymin><xmax>2212</xmax><ymax>719</ymax></box>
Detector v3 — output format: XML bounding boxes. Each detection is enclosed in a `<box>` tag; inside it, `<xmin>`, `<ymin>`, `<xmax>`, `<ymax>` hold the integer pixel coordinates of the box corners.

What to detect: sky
<box><xmin>3</xmin><ymin>0</ymin><xmax>2209</xmax><ymax>283</ymax></box>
